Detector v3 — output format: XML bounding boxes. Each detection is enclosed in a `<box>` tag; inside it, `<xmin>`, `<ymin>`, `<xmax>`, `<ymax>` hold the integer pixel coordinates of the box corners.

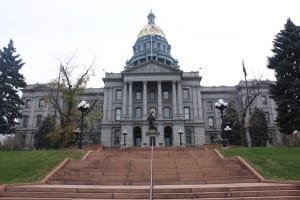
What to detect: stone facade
<box><xmin>17</xmin><ymin>12</ymin><xmax>281</xmax><ymax>148</ymax></box>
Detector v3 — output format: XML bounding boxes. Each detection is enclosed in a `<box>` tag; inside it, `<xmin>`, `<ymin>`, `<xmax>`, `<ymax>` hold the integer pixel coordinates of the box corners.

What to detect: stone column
<box><xmin>177</xmin><ymin>81</ymin><xmax>183</xmax><ymax>115</ymax></box>
<box><xmin>143</xmin><ymin>81</ymin><xmax>147</xmax><ymax>120</ymax></box>
<box><xmin>172</xmin><ymin>81</ymin><xmax>177</xmax><ymax>117</ymax></box>
<box><xmin>122</xmin><ymin>82</ymin><xmax>127</xmax><ymax>118</ymax></box>
<box><xmin>157</xmin><ymin>81</ymin><xmax>162</xmax><ymax>120</ymax></box>
<box><xmin>193</xmin><ymin>86</ymin><xmax>198</xmax><ymax>120</ymax></box>
<box><xmin>128</xmin><ymin>81</ymin><xmax>133</xmax><ymax>119</ymax></box>
<box><xmin>102</xmin><ymin>87</ymin><xmax>108</xmax><ymax>121</ymax></box>
<box><xmin>107</xmin><ymin>87</ymin><xmax>113</xmax><ymax>120</ymax></box>
<box><xmin>196</xmin><ymin>86</ymin><xmax>204</xmax><ymax>121</ymax></box>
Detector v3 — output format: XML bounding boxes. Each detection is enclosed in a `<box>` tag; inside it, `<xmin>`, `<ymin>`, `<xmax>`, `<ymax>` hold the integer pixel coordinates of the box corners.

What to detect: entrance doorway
<box><xmin>149</xmin><ymin>136</ymin><xmax>156</xmax><ymax>146</ymax></box>
<box><xmin>133</xmin><ymin>126</ymin><xmax>142</xmax><ymax>147</ymax></box>
<box><xmin>164</xmin><ymin>126</ymin><xmax>173</xmax><ymax>146</ymax></box>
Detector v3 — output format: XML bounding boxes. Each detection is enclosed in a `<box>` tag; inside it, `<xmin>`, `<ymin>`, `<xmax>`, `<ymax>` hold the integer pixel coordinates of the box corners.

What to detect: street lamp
<box><xmin>215</xmin><ymin>99</ymin><xmax>228</xmax><ymax>146</ymax></box>
<box><xmin>77</xmin><ymin>100</ymin><xmax>90</xmax><ymax>149</ymax></box>
<box><xmin>122</xmin><ymin>129</ymin><xmax>128</xmax><ymax>147</ymax></box>
<box><xmin>223</xmin><ymin>125</ymin><xmax>232</xmax><ymax>147</ymax></box>
<box><xmin>177</xmin><ymin>128</ymin><xmax>184</xmax><ymax>147</ymax></box>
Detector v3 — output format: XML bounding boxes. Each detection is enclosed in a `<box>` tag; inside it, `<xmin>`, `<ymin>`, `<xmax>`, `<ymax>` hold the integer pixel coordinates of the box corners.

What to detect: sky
<box><xmin>1</xmin><ymin>0</ymin><xmax>300</xmax><ymax>88</ymax></box>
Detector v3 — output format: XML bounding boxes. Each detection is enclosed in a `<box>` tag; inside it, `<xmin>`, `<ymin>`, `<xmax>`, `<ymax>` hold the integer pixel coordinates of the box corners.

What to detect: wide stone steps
<box><xmin>1</xmin><ymin>147</ymin><xmax>299</xmax><ymax>199</ymax></box>
<box><xmin>1</xmin><ymin>183</ymin><xmax>300</xmax><ymax>199</ymax></box>
<box><xmin>46</xmin><ymin>148</ymin><xmax>256</xmax><ymax>186</ymax></box>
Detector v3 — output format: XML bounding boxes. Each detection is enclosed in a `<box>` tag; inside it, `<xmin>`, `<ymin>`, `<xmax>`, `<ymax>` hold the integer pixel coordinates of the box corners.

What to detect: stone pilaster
<box><xmin>128</xmin><ymin>81</ymin><xmax>133</xmax><ymax>119</ymax></box>
<box><xmin>196</xmin><ymin>86</ymin><xmax>204</xmax><ymax>121</ymax></box>
<box><xmin>122</xmin><ymin>82</ymin><xmax>127</xmax><ymax>118</ymax></box>
<box><xmin>177</xmin><ymin>81</ymin><xmax>183</xmax><ymax>116</ymax></box>
<box><xmin>143</xmin><ymin>81</ymin><xmax>147</xmax><ymax>120</ymax></box>
<box><xmin>157</xmin><ymin>81</ymin><xmax>162</xmax><ymax>120</ymax></box>
<box><xmin>102</xmin><ymin>87</ymin><xmax>108</xmax><ymax>121</ymax></box>
<box><xmin>172</xmin><ymin>81</ymin><xmax>177</xmax><ymax>117</ymax></box>
<box><xmin>107</xmin><ymin>87</ymin><xmax>113</xmax><ymax>120</ymax></box>
<box><xmin>193</xmin><ymin>86</ymin><xmax>198</xmax><ymax>120</ymax></box>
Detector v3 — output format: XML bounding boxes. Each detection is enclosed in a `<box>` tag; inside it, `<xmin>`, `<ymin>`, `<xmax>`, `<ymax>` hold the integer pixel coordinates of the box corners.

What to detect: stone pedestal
<box><xmin>146</xmin><ymin>129</ymin><xmax>160</xmax><ymax>146</ymax></box>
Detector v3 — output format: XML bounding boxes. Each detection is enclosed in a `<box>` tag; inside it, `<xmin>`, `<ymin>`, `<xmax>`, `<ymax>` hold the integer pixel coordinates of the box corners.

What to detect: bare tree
<box><xmin>47</xmin><ymin>57</ymin><xmax>97</xmax><ymax>147</ymax></box>
<box><xmin>238</xmin><ymin>79</ymin><xmax>263</xmax><ymax>146</ymax></box>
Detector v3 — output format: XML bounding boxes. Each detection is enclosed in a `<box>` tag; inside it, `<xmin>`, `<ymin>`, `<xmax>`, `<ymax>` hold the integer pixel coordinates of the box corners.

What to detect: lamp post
<box><xmin>177</xmin><ymin>128</ymin><xmax>184</xmax><ymax>147</ymax></box>
<box><xmin>77</xmin><ymin>100</ymin><xmax>90</xmax><ymax>149</ymax></box>
<box><xmin>122</xmin><ymin>129</ymin><xmax>128</xmax><ymax>147</ymax></box>
<box><xmin>215</xmin><ymin>99</ymin><xmax>228</xmax><ymax>147</ymax></box>
<box><xmin>223</xmin><ymin>125</ymin><xmax>232</xmax><ymax>147</ymax></box>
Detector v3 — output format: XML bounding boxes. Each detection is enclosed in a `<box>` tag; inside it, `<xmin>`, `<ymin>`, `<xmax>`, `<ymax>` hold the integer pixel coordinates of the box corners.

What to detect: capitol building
<box><xmin>18</xmin><ymin>12</ymin><xmax>281</xmax><ymax>148</ymax></box>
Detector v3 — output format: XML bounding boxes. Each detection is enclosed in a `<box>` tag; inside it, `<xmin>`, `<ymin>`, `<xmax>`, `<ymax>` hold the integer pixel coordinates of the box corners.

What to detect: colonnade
<box><xmin>122</xmin><ymin>80</ymin><xmax>183</xmax><ymax>120</ymax></box>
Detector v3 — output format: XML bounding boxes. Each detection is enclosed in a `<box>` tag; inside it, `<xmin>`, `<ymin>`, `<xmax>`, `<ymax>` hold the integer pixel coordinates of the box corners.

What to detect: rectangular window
<box><xmin>208</xmin><ymin>117</ymin><xmax>214</xmax><ymax>128</ymax></box>
<box><xmin>185</xmin><ymin>127</ymin><xmax>193</xmax><ymax>146</ymax></box>
<box><xmin>149</xmin><ymin>90</ymin><xmax>155</xmax><ymax>100</ymax></box>
<box><xmin>36</xmin><ymin>115</ymin><xmax>43</xmax><ymax>127</ymax></box>
<box><xmin>163</xmin><ymin>107</ymin><xmax>170</xmax><ymax>118</ymax></box>
<box><xmin>207</xmin><ymin>101</ymin><xmax>213</xmax><ymax>111</ymax></box>
<box><xmin>116</xmin><ymin>89</ymin><xmax>122</xmax><ymax>100</ymax></box>
<box><xmin>183</xmin><ymin>89</ymin><xmax>189</xmax><ymax>99</ymax></box>
<box><xmin>261</xmin><ymin>95</ymin><xmax>267</xmax><ymax>105</ymax></box>
<box><xmin>163</xmin><ymin>90</ymin><xmax>169</xmax><ymax>99</ymax></box>
<box><xmin>25</xmin><ymin>99</ymin><xmax>31</xmax><ymax>109</ymax></box>
<box><xmin>115</xmin><ymin>108</ymin><xmax>121</xmax><ymax>121</ymax></box>
<box><xmin>23</xmin><ymin>115</ymin><xmax>29</xmax><ymax>128</ymax></box>
<box><xmin>38</xmin><ymin>99</ymin><xmax>46</xmax><ymax>108</ymax></box>
<box><xmin>184</xmin><ymin>107</ymin><xmax>190</xmax><ymax>120</ymax></box>
<box><xmin>135</xmin><ymin>107</ymin><xmax>142</xmax><ymax>118</ymax></box>
<box><xmin>136</xmin><ymin>90</ymin><xmax>142</xmax><ymax>100</ymax></box>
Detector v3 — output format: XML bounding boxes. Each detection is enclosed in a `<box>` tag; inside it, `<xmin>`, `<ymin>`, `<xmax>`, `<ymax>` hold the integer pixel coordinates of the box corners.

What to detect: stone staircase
<box><xmin>0</xmin><ymin>147</ymin><xmax>299</xmax><ymax>199</ymax></box>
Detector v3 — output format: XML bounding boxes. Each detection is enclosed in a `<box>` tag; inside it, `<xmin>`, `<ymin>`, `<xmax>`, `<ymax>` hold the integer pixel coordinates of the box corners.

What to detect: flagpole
<box><xmin>242</xmin><ymin>59</ymin><xmax>251</xmax><ymax>114</ymax></box>
<box><xmin>242</xmin><ymin>59</ymin><xmax>252</xmax><ymax>147</ymax></box>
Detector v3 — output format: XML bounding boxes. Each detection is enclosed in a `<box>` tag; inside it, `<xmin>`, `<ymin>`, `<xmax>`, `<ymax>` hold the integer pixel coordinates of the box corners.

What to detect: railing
<box><xmin>149</xmin><ymin>144</ymin><xmax>154</xmax><ymax>200</ymax></box>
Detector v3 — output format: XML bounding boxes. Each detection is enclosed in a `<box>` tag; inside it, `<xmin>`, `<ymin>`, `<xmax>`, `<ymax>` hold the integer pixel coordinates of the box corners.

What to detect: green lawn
<box><xmin>222</xmin><ymin>147</ymin><xmax>300</xmax><ymax>181</ymax></box>
<box><xmin>0</xmin><ymin>149</ymin><xmax>85</xmax><ymax>184</ymax></box>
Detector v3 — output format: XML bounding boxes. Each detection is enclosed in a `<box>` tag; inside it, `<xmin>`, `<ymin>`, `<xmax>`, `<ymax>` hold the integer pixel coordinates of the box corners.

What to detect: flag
<box><xmin>242</xmin><ymin>59</ymin><xmax>247</xmax><ymax>76</ymax></box>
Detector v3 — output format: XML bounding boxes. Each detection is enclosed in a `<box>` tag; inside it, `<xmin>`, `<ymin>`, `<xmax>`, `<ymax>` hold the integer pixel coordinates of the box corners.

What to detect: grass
<box><xmin>0</xmin><ymin>149</ymin><xmax>86</xmax><ymax>184</ymax></box>
<box><xmin>221</xmin><ymin>147</ymin><xmax>300</xmax><ymax>181</ymax></box>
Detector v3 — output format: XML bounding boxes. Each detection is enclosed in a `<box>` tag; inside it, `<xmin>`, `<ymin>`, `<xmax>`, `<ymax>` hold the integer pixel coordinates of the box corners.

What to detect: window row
<box><xmin>134</xmin><ymin>42</ymin><xmax>170</xmax><ymax>53</ymax></box>
<box><xmin>115</xmin><ymin>107</ymin><xmax>191</xmax><ymax>120</ymax></box>
<box><xmin>115</xmin><ymin>88</ymin><xmax>190</xmax><ymax>101</ymax></box>
<box><xmin>22</xmin><ymin>115</ymin><xmax>43</xmax><ymax>128</ymax></box>
<box><xmin>206</xmin><ymin>111</ymin><xmax>271</xmax><ymax>129</ymax></box>
<box><xmin>24</xmin><ymin>98</ymin><xmax>46</xmax><ymax>109</ymax></box>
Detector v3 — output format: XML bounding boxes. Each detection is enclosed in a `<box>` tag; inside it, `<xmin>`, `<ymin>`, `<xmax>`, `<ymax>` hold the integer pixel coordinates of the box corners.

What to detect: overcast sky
<box><xmin>1</xmin><ymin>0</ymin><xmax>300</xmax><ymax>88</ymax></box>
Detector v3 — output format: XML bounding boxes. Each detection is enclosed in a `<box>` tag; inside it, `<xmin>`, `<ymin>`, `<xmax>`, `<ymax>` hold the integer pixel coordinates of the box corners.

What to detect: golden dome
<box><xmin>137</xmin><ymin>24</ymin><xmax>166</xmax><ymax>39</ymax></box>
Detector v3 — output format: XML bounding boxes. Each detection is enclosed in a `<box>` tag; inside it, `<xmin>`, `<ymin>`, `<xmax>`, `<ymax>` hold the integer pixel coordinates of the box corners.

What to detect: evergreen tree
<box><xmin>267</xmin><ymin>18</ymin><xmax>300</xmax><ymax>134</ymax></box>
<box><xmin>249</xmin><ymin>108</ymin><xmax>268</xmax><ymax>147</ymax></box>
<box><xmin>34</xmin><ymin>116</ymin><xmax>55</xmax><ymax>149</ymax></box>
<box><xmin>0</xmin><ymin>40</ymin><xmax>26</xmax><ymax>134</ymax></box>
<box><xmin>224</xmin><ymin>103</ymin><xmax>241</xmax><ymax>145</ymax></box>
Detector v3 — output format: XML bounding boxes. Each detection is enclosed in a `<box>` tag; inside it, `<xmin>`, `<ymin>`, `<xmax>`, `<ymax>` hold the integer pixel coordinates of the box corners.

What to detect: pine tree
<box><xmin>224</xmin><ymin>103</ymin><xmax>241</xmax><ymax>145</ymax></box>
<box><xmin>267</xmin><ymin>18</ymin><xmax>300</xmax><ymax>134</ymax></box>
<box><xmin>0</xmin><ymin>40</ymin><xmax>26</xmax><ymax>134</ymax></box>
<box><xmin>249</xmin><ymin>108</ymin><xmax>268</xmax><ymax>147</ymax></box>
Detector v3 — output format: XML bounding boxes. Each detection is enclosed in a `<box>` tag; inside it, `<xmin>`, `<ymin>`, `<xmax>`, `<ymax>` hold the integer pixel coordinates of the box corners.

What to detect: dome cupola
<box><xmin>126</xmin><ymin>11</ymin><xmax>178</xmax><ymax>68</ymax></box>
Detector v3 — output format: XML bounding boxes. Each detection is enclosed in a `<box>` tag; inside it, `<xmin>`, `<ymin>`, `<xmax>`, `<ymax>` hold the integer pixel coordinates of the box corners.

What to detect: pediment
<box><xmin>124</xmin><ymin>62</ymin><xmax>181</xmax><ymax>74</ymax></box>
